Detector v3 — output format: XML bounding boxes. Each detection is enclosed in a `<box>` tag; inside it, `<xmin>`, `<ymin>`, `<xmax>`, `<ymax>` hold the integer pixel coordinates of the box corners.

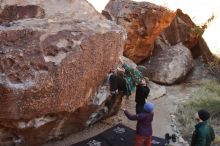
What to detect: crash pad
<box><xmin>72</xmin><ymin>124</ymin><xmax>167</xmax><ymax>146</ymax></box>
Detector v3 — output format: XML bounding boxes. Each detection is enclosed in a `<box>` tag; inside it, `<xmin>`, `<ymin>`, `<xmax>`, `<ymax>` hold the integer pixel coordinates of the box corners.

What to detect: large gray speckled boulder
<box><xmin>140</xmin><ymin>43</ymin><xmax>194</xmax><ymax>84</ymax></box>
<box><xmin>0</xmin><ymin>0</ymin><xmax>125</xmax><ymax>145</ymax></box>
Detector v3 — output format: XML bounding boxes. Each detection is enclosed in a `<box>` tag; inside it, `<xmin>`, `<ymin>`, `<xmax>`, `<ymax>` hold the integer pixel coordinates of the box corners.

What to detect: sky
<box><xmin>87</xmin><ymin>0</ymin><xmax>220</xmax><ymax>57</ymax></box>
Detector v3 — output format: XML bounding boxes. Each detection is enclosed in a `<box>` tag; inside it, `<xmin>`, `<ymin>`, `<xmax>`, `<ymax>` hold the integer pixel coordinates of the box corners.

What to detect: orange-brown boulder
<box><xmin>159</xmin><ymin>9</ymin><xmax>210</xmax><ymax>58</ymax></box>
<box><xmin>102</xmin><ymin>0</ymin><xmax>176</xmax><ymax>63</ymax></box>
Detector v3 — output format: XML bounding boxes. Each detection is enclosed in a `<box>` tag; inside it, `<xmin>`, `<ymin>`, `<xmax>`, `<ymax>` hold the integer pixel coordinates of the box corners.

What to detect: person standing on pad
<box><xmin>122</xmin><ymin>102</ymin><xmax>154</xmax><ymax>146</ymax></box>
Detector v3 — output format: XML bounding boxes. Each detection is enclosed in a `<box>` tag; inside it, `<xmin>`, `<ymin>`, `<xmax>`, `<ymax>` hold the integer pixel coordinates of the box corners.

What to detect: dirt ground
<box><xmin>44</xmin><ymin>81</ymin><xmax>202</xmax><ymax>146</ymax></box>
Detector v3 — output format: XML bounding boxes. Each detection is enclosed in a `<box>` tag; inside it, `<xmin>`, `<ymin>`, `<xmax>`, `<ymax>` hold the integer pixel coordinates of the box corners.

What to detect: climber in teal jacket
<box><xmin>191</xmin><ymin>109</ymin><xmax>215</xmax><ymax>146</ymax></box>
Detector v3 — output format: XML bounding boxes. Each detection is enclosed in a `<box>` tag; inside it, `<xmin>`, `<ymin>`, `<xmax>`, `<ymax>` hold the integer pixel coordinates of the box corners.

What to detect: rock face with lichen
<box><xmin>142</xmin><ymin>9</ymin><xmax>212</xmax><ymax>84</ymax></box>
<box><xmin>102</xmin><ymin>0</ymin><xmax>176</xmax><ymax>63</ymax></box>
<box><xmin>155</xmin><ymin>9</ymin><xmax>214</xmax><ymax>60</ymax></box>
<box><xmin>0</xmin><ymin>0</ymin><xmax>125</xmax><ymax>145</ymax></box>
<box><xmin>158</xmin><ymin>9</ymin><xmax>203</xmax><ymax>57</ymax></box>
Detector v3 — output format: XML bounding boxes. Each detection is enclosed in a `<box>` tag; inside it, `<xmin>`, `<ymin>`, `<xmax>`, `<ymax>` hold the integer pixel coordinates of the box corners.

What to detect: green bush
<box><xmin>177</xmin><ymin>80</ymin><xmax>220</xmax><ymax>141</ymax></box>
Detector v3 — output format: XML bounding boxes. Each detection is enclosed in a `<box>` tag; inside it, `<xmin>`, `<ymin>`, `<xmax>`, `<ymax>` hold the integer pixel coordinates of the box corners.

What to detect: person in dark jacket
<box><xmin>191</xmin><ymin>109</ymin><xmax>215</xmax><ymax>146</ymax></box>
<box><xmin>135</xmin><ymin>78</ymin><xmax>150</xmax><ymax>114</ymax></box>
<box><xmin>122</xmin><ymin>102</ymin><xmax>154</xmax><ymax>146</ymax></box>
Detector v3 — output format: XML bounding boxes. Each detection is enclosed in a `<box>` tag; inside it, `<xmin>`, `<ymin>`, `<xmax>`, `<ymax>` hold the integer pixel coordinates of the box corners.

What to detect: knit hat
<box><xmin>198</xmin><ymin>109</ymin><xmax>210</xmax><ymax>121</ymax></box>
<box><xmin>144</xmin><ymin>102</ymin><xmax>154</xmax><ymax>113</ymax></box>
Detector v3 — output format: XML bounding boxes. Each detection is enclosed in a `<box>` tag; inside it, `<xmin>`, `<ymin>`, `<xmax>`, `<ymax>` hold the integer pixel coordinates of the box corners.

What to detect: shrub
<box><xmin>177</xmin><ymin>80</ymin><xmax>220</xmax><ymax>141</ymax></box>
<box><xmin>191</xmin><ymin>14</ymin><xmax>215</xmax><ymax>37</ymax></box>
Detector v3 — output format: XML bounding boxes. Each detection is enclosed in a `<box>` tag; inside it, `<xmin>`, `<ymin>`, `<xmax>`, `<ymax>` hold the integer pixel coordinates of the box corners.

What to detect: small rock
<box><xmin>148</xmin><ymin>81</ymin><xmax>166</xmax><ymax>100</ymax></box>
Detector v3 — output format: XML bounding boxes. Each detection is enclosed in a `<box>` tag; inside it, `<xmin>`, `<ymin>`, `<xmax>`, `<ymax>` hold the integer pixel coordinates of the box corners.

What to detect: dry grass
<box><xmin>177</xmin><ymin>80</ymin><xmax>220</xmax><ymax>142</ymax></box>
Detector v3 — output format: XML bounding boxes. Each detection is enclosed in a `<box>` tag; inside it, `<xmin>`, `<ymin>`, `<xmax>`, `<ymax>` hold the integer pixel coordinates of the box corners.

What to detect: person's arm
<box><xmin>122</xmin><ymin>64</ymin><xmax>133</xmax><ymax>73</ymax></box>
<box><xmin>109</xmin><ymin>74</ymin><xmax>118</xmax><ymax>92</ymax></box>
<box><xmin>124</xmin><ymin>110</ymin><xmax>145</xmax><ymax>121</ymax></box>
<box><xmin>191</xmin><ymin>130</ymin><xmax>197</xmax><ymax>146</ymax></box>
<box><xmin>196</xmin><ymin>129</ymin><xmax>206</xmax><ymax>146</ymax></box>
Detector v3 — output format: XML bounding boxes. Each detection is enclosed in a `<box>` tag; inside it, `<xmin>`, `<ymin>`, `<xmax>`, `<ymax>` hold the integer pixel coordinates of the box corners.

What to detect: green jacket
<box><xmin>191</xmin><ymin>121</ymin><xmax>215</xmax><ymax>146</ymax></box>
<box><xmin>122</xmin><ymin>64</ymin><xmax>144</xmax><ymax>96</ymax></box>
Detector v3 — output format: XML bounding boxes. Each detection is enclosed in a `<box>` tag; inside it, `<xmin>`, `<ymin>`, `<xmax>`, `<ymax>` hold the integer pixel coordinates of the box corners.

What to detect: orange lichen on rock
<box><xmin>103</xmin><ymin>0</ymin><xmax>176</xmax><ymax>63</ymax></box>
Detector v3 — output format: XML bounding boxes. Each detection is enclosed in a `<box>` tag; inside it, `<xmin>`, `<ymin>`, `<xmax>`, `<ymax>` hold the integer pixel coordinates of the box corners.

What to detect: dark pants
<box><xmin>109</xmin><ymin>74</ymin><xmax>127</xmax><ymax>93</ymax></box>
<box><xmin>136</xmin><ymin>104</ymin><xmax>145</xmax><ymax>114</ymax></box>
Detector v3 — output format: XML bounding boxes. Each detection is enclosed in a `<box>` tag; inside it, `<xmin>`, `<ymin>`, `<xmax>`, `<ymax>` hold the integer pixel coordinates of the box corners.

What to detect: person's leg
<box><xmin>136</xmin><ymin>104</ymin><xmax>144</xmax><ymax>114</ymax></box>
<box><xmin>140</xmin><ymin>104</ymin><xmax>145</xmax><ymax>113</ymax></box>
<box><xmin>117</xmin><ymin>74</ymin><xmax>127</xmax><ymax>93</ymax></box>
<box><xmin>144</xmin><ymin>136</ymin><xmax>152</xmax><ymax>146</ymax></box>
<box><xmin>135</xmin><ymin>135</ymin><xmax>145</xmax><ymax>146</ymax></box>
<box><xmin>109</xmin><ymin>74</ymin><xmax>118</xmax><ymax>94</ymax></box>
<box><xmin>136</xmin><ymin>104</ymin><xmax>139</xmax><ymax>114</ymax></box>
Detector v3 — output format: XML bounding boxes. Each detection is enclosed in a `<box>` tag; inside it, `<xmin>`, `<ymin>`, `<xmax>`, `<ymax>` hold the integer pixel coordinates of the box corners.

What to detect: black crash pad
<box><xmin>72</xmin><ymin>124</ymin><xmax>167</xmax><ymax>146</ymax></box>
